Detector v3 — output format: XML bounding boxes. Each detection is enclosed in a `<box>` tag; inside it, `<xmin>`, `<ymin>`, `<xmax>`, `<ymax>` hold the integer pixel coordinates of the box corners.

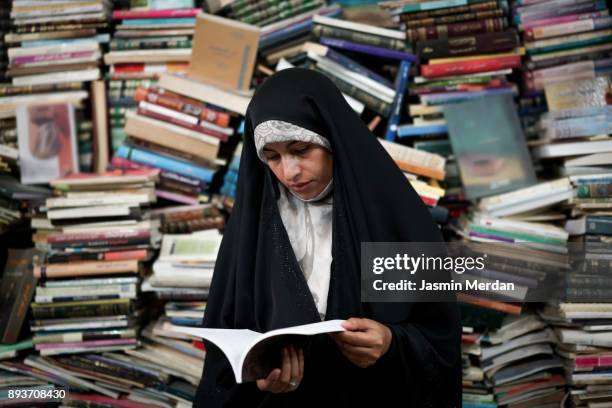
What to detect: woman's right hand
<box><xmin>256</xmin><ymin>345</ymin><xmax>304</xmax><ymax>393</ymax></box>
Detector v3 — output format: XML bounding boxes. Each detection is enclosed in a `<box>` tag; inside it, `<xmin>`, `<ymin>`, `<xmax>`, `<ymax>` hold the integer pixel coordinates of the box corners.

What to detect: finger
<box><xmin>289</xmin><ymin>346</ymin><xmax>299</xmax><ymax>383</ymax></box>
<box><xmin>279</xmin><ymin>347</ymin><xmax>292</xmax><ymax>388</ymax></box>
<box><xmin>335</xmin><ymin>331</ymin><xmax>376</xmax><ymax>347</ymax></box>
<box><xmin>258</xmin><ymin>369</ymin><xmax>280</xmax><ymax>391</ymax></box>
<box><xmin>298</xmin><ymin>348</ymin><xmax>304</xmax><ymax>379</ymax></box>
<box><xmin>341</xmin><ymin>317</ymin><xmax>372</xmax><ymax>331</ymax></box>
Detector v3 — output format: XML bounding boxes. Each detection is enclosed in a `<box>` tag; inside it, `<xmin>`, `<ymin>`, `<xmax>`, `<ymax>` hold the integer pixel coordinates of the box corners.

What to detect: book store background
<box><xmin>1</xmin><ymin>0</ymin><xmax>612</xmax><ymax>406</ymax></box>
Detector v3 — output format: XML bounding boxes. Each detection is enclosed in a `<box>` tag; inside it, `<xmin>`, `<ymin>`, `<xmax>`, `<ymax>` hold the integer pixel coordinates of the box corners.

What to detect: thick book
<box><xmin>417</xmin><ymin>30</ymin><xmax>519</xmax><ymax>60</ymax></box>
<box><xmin>174</xmin><ymin>320</ymin><xmax>345</xmax><ymax>383</ymax></box>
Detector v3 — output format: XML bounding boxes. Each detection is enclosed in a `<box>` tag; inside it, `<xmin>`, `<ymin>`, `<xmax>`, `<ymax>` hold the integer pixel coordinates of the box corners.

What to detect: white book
<box><xmin>46</xmin><ymin>193</ymin><xmax>153</xmax><ymax>208</ymax></box>
<box><xmin>534</xmin><ymin>139</ymin><xmax>612</xmax><ymax>159</ymax></box>
<box><xmin>125</xmin><ymin>111</ymin><xmax>220</xmax><ymax>147</ymax></box>
<box><xmin>471</xmin><ymin>213</ymin><xmax>569</xmax><ymax>240</ymax></box>
<box><xmin>558</xmin><ymin>329</ymin><xmax>612</xmax><ymax>347</ymax></box>
<box><xmin>138</xmin><ymin>101</ymin><xmax>198</xmax><ymax>125</ymax></box>
<box><xmin>47</xmin><ymin>204</ymin><xmax>135</xmax><ymax>220</ymax></box>
<box><xmin>8</xmin><ymin>41</ymin><xmax>100</xmax><ymax>58</ymax></box>
<box><xmin>13</xmin><ymin>11</ymin><xmax>107</xmax><ymax>25</ymax></box>
<box><xmin>565</xmin><ymin>152</ymin><xmax>612</xmax><ymax>167</ymax></box>
<box><xmin>104</xmin><ymin>49</ymin><xmax>191</xmax><ymax>64</ymax></box>
<box><xmin>478</xmin><ymin>178</ymin><xmax>572</xmax><ymax>210</ymax></box>
<box><xmin>312</xmin><ymin>14</ymin><xmax>405</xmax><ymax>40</ymax></box>
<box><xmin>16</xmin><ymin>53</ymin><xmax>101</xmax><ymax>68</ymax></box>
<box><xmin>0</xmin><ymin>90</ymin><xmax>88</xmax><ymax>110</ymax></box>
<box><xmin>379</xmin><ymin>139</ymin><xmax>446</xmax><ymax>171</ymax></box>
<box><xmin>173</xmin><ymin>320</ymin><xmax>346</xmax><ymax>383</ymax></box>
<box><xmin>158</xmin><ymin>73</ymin><xmax>251</xmax><ymax>115</ymax></box>
<box><xmin>12</xmin><ymin>68</ymin><xmax>100</xmax><ymax>86</ymax></box>
<box><xmin>481</xmin><ymin>329</ymin><xmax>555</xmax><ymax>361</ymax></box>
<box><xmin>0</xmin><ymin>144</ymin><xmax>19</xmax><ymax>160</ymax></box>
<box><xmin>159</xmin><ymin>230</ymin><xmax>223</xmax><ymax>263</ymax></box>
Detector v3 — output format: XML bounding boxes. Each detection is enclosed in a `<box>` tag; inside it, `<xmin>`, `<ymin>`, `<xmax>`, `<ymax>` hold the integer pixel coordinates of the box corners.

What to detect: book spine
<box><xmin>12</xmin><ymin>50</ymin><xmax>98</xmax><ymax>65</ymax></box>
<box><xmin>586</xmin><ymin>216</ymin><xmax>612</xmax><ymax>235</ymax></box>
<box><xmin>318</xmin><ymin>37</ymin><xmax>417</xmax><ymax>61</ymax></box>
<box><xmin>47</xmin><ymin>229</ymin><xmax>150</xmax><ymax>244</ymax></box>
<box><xmin>421</xmin><ymin>55</ymin><xmax>521</xmax><ymax>77</ymax></box>
<box><xmin>35</xmin><ymin>338</ymin><xmax>137</xmax><ymax>349</ymax></box>
<box><xmin>312</xmin><ymin>25</ymin><xmax>407</xmax><ymax>51</ymax></box>
<box><xmin>136</xmin><ymin>107</ymin><xmax>229</xmax><ymax>142</ymax></box>
<box><xmin>577</xmin><ymin>183</ymin><xmax>612</xmax><ymax>198</ymax></box>
<box><xmin>33</xmin><ymin>329</ymin><xmax>136</xmax><ymax>344</ymax></box>
<box><xmin>324</xmin><ymin>49</ymin><xmax>394</xmax><ymax>88</ymax></box>
<box><xmin>34</xmin><ymin>260</ymin><xmax>139</xmax><ymax>279</ymax></box>
<box><xmin>385</xmin><ymin>60</ymin><xmax>412</xmax><ymax>140</ymax></box>
<box><xmin>575</xmin><ymin>355</ymin><xmax>612</xmax><ymax>367</ymax></box>
<box><xmin>404</xmin><ymin>0</ymin><xmax>501</xmax><ymax>19</ymax></box>
<box><xmin>406</xmin><ymin>18</ymin><xmax>505</xmax><ymax>41</ymax></box>
<box><xmin>515</xmin><ymin>0</ymin><xmax>606</xmax><ymax>23</ymax></box>
<box><xmin>134</xmin><ymin>87</ymin><xmax>231</xmax><ymax>128</ymax></box>
<box><xmin>115</xmin><ymin>144</ymin><xmax>215</xmax><ymax>183</ymax></box>
<box><xmin>31</xmin><ymin>302</ymin><xmax>133</xmax><ymax>319</ymax></box>
<box><xmin>405</xmin><ymin>9</ymin><xmax>505</xmax><ymax>28</ymax></box>
<box><xmin>525</xmin><ymin>16</ymin><xmax>612</xmax><ymax>40</ymax></box>
<box><xmin>110</xmin><ymin>39</ymin><xmax>192</xmax><ymax>50</ymax></box>
<box><xmin>112</xmin><ymin>8</ymin><xmax>200</xmax><ymax>19</ymax></box>
<box><xmin>528</xmin><ymin>34</ymin><xmax>612</xmax><ymax>55</ymax></box>
<box><xmin>310</xmin><ymin>67</ymin><xmax>392</xmax><ymax>116</ymax></box>
<box><xmin>543</xmin><ymin>118</ymin><xmax>612</xmax><ymax>139</ymax></box>
<box><xmin>110</xmin><ymin>156</ymin><xmax>206</xmax><ymax>190</ymax></box>
<box><xmin>417</xmin><ymin>30</ymin><xmax>519</xmax><ymax>59</ymax></box>
<box><xmin>521</xmin><ymin>10</ymin><xmax>608</xmax><ymax>30</ymax></box>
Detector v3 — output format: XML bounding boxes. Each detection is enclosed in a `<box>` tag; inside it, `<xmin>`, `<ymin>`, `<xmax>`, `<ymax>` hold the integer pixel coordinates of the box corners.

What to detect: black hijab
<box><xmin>194</xmin><ymin>68</ymin><xmax>462</xmax><ymax>407</ymax></box>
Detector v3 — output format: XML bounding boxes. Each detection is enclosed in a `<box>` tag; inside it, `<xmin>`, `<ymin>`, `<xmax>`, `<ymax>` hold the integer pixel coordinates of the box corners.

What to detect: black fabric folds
<box><xmin>194</xmin><ymin>68</ymin><xmax>462</xmax><ymax>408</ymax></box>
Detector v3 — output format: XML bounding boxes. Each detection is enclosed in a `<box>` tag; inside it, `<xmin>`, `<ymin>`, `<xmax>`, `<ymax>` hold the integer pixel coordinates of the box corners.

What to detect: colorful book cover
<box><xmin>17</xmin><ymin>103</ymin><xmax>78</xmax><ymax>185</ymax></box>
<box><xmin>443</xmin><ymin>93</ymin><xmax>537</xmax><ymax>199</ymax></box>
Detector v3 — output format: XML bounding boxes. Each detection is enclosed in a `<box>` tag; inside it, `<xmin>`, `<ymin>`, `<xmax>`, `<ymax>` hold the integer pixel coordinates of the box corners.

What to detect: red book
<box><xmin>420</xmin><ymin>55</ymin><xmax>521</xmax><ymax>78</ymax></box>
<box><xmin>575</xmin><ymin>355</ymin><xmax>612</xmax><ymax>368</ymax></box>
<box><xmin>112</xmin><ymin>8</ymin><xmax>201</xmax><ymax>20</ymax></box>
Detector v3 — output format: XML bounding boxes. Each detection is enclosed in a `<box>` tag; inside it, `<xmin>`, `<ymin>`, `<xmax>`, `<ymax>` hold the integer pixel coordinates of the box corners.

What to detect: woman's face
<box><xmin>262</xmin><ymin>140</ymin><xmax>333</xmax><ymax>200</ymax></box>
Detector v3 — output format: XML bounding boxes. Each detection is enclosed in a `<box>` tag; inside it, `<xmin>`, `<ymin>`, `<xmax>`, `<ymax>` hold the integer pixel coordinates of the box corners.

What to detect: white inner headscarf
<box><xmin>254</xmin><ymin>120</ymin><xmax>333</xmax><ymax>320</ymax></box>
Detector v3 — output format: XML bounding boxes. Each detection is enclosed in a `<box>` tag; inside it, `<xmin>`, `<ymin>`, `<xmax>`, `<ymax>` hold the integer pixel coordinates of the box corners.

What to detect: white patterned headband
<box><xmin>253</xmin><ymin>120</ymin><xmax>331</xmax><ymax>162</ymax></box>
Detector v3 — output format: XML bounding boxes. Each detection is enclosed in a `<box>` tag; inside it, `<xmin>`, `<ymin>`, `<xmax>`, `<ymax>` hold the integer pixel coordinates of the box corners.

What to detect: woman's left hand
<box><xmin>330</xmin><ymin>318</ymin><xmax>393</xmax><ymax>368</ymax></box>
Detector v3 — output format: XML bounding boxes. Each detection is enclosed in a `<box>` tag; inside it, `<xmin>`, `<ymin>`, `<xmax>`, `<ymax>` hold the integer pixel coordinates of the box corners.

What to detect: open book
<box><xmin>173</xmin><ymin>319</ymin><xmax>346</xmax><ymax>383</ymax></box>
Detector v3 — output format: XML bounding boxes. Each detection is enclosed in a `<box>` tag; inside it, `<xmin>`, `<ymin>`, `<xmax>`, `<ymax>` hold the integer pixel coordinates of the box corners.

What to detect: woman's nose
<box><xmin>282</xmin><ymin>156</ymin><xmax>301</xmax><ymax>180</ymax></box>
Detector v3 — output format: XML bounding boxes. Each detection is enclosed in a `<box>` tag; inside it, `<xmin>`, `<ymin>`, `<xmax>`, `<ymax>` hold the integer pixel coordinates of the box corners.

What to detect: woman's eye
<box><xmin>294</xmin><ymin>146</ymin><xmax>310</xmax><ymax>155</ymax></box>
<box><xmin>266</xmin><ymin>155</ymin><xmax>280</xmax><ymax>162</ymax></box>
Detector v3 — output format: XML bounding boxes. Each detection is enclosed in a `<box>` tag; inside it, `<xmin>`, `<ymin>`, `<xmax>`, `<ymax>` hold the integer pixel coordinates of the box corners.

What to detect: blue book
<box><xmin>122</xmin><ymin>18</ymin><xmax>196</xmax><ymax>25</ymax></box>
<box><xmin>462</xmin><ymin>402</ymin><xmax>497</xmax><ymax>408</ymax></box>
<box><xmin>320</xmin><ymin>37</ymin><xmax>417</xmax><ymax>61</ymax></box>
<box><xmin>385</xmin><ymin>60</ymin><xmax>413</xmax><ymax>141</ymax></box>
<box><xmin>420</xmin><ymin>87</ymin><xmax>516</xmax><ymax>105</ymax></box>
<box><xmin>116</xmin><ymin>144</ymin><xmax>215</xmax><ymax>183</ymax></box>
<box><xmin>397</xmin><ymin>123</ymin><xmax>448</xmax><ymax>138</ymax></box>
<box><xmin>325</xmin><ymin>48</ymin><xmax>394</xmax><ymax>89</ymax></box>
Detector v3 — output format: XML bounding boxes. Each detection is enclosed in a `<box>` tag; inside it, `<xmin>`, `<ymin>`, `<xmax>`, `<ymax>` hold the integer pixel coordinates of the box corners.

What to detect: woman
<box><xmin>194</xmin><ymin>68</ymin><xmax>461</xmax><ymax>407</ymax></box>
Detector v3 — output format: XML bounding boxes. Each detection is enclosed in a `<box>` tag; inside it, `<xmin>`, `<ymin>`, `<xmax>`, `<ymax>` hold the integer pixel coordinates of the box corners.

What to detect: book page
<box><xmin>172</xmin><ymin>326</ymin><xmax>261</xmax><ymax>381</ymax></box>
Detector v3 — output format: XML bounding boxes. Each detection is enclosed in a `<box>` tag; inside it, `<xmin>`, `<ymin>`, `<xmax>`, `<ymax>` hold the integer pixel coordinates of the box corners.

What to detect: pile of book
<box><xmin>106</xmin><ymin>0</ymin><xmax>198</xmax><ymax>151</ymax></box>
<box><xmin>110</xmin><ymin>73</ymin><xmax>241</xmax><ymax>204</ymax></box>
<box><xmin>482</xmin><ymin>313</ymin><xmax>566</xmax><ymax>407</ymax></box>
<box><xmin>4</xmin><ymin>0</ymin><xmax>109</xmax><ymax>86</ymax></box>
<box><xmin>540</xmin><ymin>302</ymin><xmax>612</xmax><ymax>407</ymax></box>
<box><xmin>27</xmin><ymin>169</ymin><xmax>160</xmax><ymax>357</ymax></box>
<box><xmin>257</xmin><ymin>3</ymin><xmax>342</xmax><ymax>68</ymax></box>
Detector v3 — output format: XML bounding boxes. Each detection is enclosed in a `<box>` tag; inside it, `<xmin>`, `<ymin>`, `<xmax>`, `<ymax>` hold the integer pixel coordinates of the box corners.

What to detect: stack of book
<box><xmin>512</xmin><ymin>0</ymin><xmax>612</xmax><ymax>142</ymax></box>
<box><xmin>152</xmin><ymin>203</ymin><xmax>225</xmax><ymax>235</ymax></box>
<box><xmin>258</xmin><ymin>3</ymin><xmax>342</xmax><ymax>67</ymax></box>
<box><xmin>106</xmin><ymin>0</ymin><xmax>198</xmax><ymax>151</ymax></box>
<box><xmin>28</xmin><ymin>169</ymin><xmax>160</xmax><ymax>357</ymax></box>
<box><xmin>389</xmin><ymin>0</ymin><xmax>518</xmax><ymax>108</ymax></box>
<box><xmin>377</xmin><ymin>138</ymin><xmax>451</xmax><ymax>222</ymax></box>
<box><xmin>218</xmin><ymin>141</ymin><xmax>242</xmax><ymax>211</ymax></box>
<box><xmin>0</xmin><ymin>2</ymin><xmax>8</xmax><ymax>83</ymax></box>
<box><xmin>147</xmin><ymin>229</ymin><xmax>221</xmax><ymax>292</ymax></box>
<box><xmin>4</xmin><ymin>0</ymin><xmax>110</xmax><ymax>86</ymax></box>
<box><xmin>539</xmin><ymin>302</ymin><xmax>612</xmax><ymax>407</ymax></box>
<box><xmin>110</xmin><ymin>74</ymin><xmax>239</xmax><ymax>204</ymax></box>
<box><xmin>481</xmin><ymin>312</ymin><xmax>566</xmax><ymax>407</ymax></box>
<box><xmin>531</xmin><ymin>77</ymin><xmax>612</xmax><ymax>166</ymax></box>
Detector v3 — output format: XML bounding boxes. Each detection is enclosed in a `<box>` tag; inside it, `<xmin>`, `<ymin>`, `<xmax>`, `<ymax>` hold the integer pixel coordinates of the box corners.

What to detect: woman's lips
<box><xmin>290</xmin><ymin>181</ymin><xmax>312</xmax><ymax>192</ymax></box>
